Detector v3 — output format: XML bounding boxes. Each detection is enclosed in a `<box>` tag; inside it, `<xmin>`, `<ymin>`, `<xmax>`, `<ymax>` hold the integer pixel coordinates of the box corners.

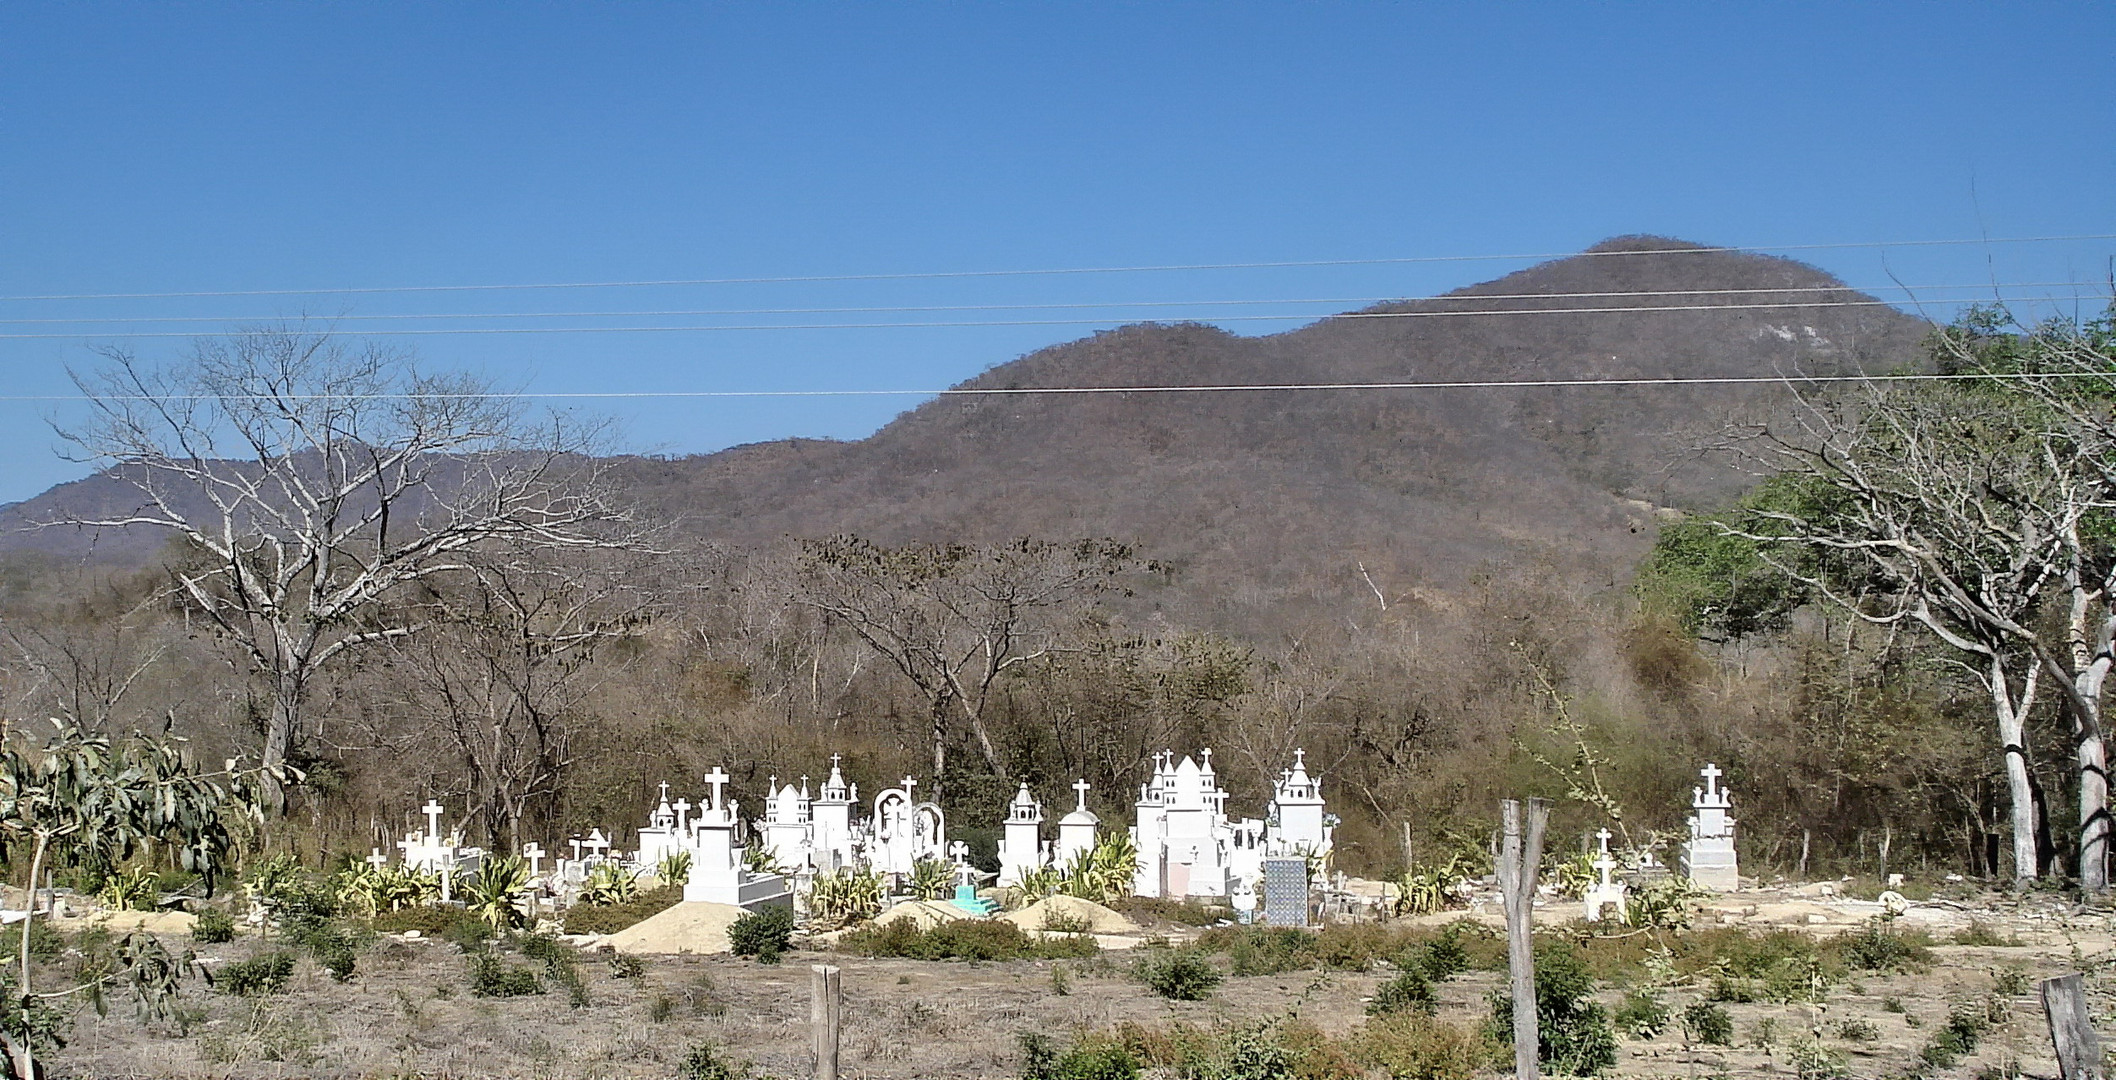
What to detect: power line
<box><xmin>0</xmin><ymin>281</ymin><xmax>2087</xmax><ymax>327</ymax></box>
<box><xmin>5</xmin><ymin>233</ymin><xmax>2112</xmax><ymax>303</ymax></box>
<box><xmin>2</xmin><ymin>294</ymin><xmax>2100</xmax><ymax>340</ymax></box>
<box><xmin>6</xmin><ymin>370</ymin><xmax>2110</xmax><ymax>403</ymax></box>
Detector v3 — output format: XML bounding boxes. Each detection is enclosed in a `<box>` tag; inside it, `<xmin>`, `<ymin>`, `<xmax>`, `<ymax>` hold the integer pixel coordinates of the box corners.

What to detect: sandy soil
<box><xmin>36</xmin><ymin>888</ymin><xmax>2116</xmax><ymax>1079</ymax></box>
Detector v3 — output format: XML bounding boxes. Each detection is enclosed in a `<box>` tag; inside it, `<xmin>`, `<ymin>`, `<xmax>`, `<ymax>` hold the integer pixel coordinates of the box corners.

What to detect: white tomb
<box><xmin>1682</xmin><ymin>763</ymin><xmax>1740</xmax><ymax>891</ymax></box>
<box><xmin>636</xmin><ymin>782</ymin><xmax>686</xmax><ymax>869</ymax></box>
<box><xmin>998</xmin><ymin>782</ymin><xmax>1050</xmax><ymax>886</ymax></box>
<box><xmin>871</xmin><ymin>776</ymin><xmax>947</xmax><ymax>879</ymax></box>
<box><xmin>397</xmin><ymin>799</ymin><xmax>484</xmax><ymax>897</ymax></box>
<box><xmin>683</xmin><ymin>766</ymin><xmax>793</xmax><ymax>909</ymax></box>
<box><xmin>1132</xmin><ymin>748</ymin><xmax>1335</xmax><ymax>902</ymax></box>
<box><xmin>758</xmin><ymin>776</ymin><xmax>814</xmax><ymax>873</ymax></box>
<box><xmin>1055</xmin><ymin>779</ymin><xmax>1100</xmax><ymax>867</ymax></box>
<box><xmin>1583</xmin><ymin>828</ymin><xmax>1629</xmax><ymax>921</ymax></box>
<box><xmin>809</xmin><ymin>756</ymin><xmax>861</xmax><ymax>872</ymax></box>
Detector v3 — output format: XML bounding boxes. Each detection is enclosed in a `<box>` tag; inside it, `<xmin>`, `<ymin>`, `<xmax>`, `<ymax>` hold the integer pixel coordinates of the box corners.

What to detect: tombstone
<box><xmin>870</xmin><ymin>777</ymin><xmax>945</xmax><ymax>879</ymax></box>
<box><xmin>1055</xmin><ymin>779</ymin><xmax>1099</xmax><ymax>867</ymax></box>
<box><xmin>1583</xmin><ymin>828</ymin><xmax>1629</xmax><ymax>922</ymax></box>
<box><xmin>759</xmin><ymin>777</ymin><xmax>814</xmax><ymax>873</ymax></box>
<box><xmin>1261</xmin><ymin>856</ymin><xmax>1311</xmax><ymax>927</ymax></box>
<box><xmin>1269</xmin><ymin>749</ymin><xmax>1330</xmax><ymax>855</ymax></box>
<box><xmin>636</xmin><ymin>781</ymin><xmax>685</xmax><ymax>869</ymax></box>
<box><xmin>810</xmin><ymin>755</ymin><xmax>860</xmax><ymax>873</ymax></box>
<box><xmin>950</xmin><ymin>839</ymin><xmax>1000</xmax><ymax>915</ymax></box>
<box><xmin>683</xmin><ymin>765</ymin><xmax>793</xmax><ymax>909</ymax></box>
<box><xmin>1682</xmin><ymin>763</ymin><xmax>1740</xmax><ymax>891</ymax></box>
<box><xmin>1133</xmin><ymin>751</ymin><xmax>1236</xmax><ymax>898</ymax></box>
<box><xmin>998</xmin><ymin>782</ymin><xmax>1049</xmax><ymax>887</ymax></box>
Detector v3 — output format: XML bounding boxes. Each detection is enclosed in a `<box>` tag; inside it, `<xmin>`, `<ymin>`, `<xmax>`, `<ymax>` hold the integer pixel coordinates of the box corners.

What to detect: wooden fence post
<box><xmin>2043</xmin><ymin>973</ymin><xmax>2103</xmax><ymax>1080</ymax></box>
<box><xmin>812</xmin><ymin>963</ymin><xmax>841</xmax><ymax>1080</ymax></box>
<box><xmin>1498</xmin><ymin>799</ymin><xmax>1550</xmax><ymax>1080</ymax></box>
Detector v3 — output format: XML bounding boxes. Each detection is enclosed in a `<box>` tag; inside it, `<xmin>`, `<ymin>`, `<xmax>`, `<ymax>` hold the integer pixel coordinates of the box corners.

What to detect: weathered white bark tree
<box><xmin>48</xmin><ymin>328</ymin><xmax>635</xmax><ymax>812</ymax></box>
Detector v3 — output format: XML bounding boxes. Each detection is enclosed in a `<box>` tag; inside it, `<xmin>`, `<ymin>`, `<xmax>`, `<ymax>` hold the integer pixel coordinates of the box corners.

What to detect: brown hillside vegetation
<box><xmin>610</xmin><ymin>235</ymin><xmax>1927</xmax><ymax>633</ymax></box>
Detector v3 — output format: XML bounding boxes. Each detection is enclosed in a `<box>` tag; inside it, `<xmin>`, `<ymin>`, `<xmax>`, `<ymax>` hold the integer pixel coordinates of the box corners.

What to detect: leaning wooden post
<box><xmin>812</xmin><ymin>963</ymin><xmax>841</xmax><ymax>1080</ymax></box>
<box><xmin>2043</xmin><ymin>973</ymin><xmax>2103</xmax><ymax>1080</ymax></box>
<box><xmin>1499</xmin><ymin>798</ymin><xmax>1550</xmax><ymax>1080</ymax></box>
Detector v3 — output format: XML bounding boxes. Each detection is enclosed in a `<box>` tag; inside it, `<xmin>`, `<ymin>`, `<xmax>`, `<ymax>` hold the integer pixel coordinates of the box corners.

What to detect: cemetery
<box><xmin>7</xmin><ymin>754</ymin><xmax>2113</xmax><ymax>1079</ymax></box>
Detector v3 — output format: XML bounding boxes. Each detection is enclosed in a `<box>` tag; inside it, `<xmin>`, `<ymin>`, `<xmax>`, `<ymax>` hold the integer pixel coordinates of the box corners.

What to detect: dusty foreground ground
<box><xmin>42</xmin><ymin>889</ymin><xmax>2116</xmax><ymax>1079</ymax></box>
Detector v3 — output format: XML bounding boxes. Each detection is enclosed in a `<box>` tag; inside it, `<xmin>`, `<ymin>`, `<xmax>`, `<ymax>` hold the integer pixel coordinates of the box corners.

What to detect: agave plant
<box><xmin>332</xmin><ymin>863</ymin><xmax>384</xmax><ymax>916</ymax></box>
<box><xmin>654</xmin><ymin>850</ymin><xmax>693</xmax><ymax>887</ymax></box>
<box><xmin>460</xmin><ymin>855</ymin><xmax>532</xmax><ymax>931</ymax></box>
<box><xmin>99</xmin><ymin>866</ymin><xmax>162</xmax><ymax>912</ymax></box>
<box><xmin>806</xmin><ymin>868</ymin><xmax>884</xmax><ymax>929</ymax></box>
<box><xmin>375</xmin><ymin>864</ymin><xmax>442</xmax><ymax>911</ymax></box>
<box><xmin>241</xmin><ymin>853</ymin><xmax>306</xmax><ymax>913</ymax></box>
<box><xmin>906</xmin><ymin>856</ymin><xmax>953</xmax><ymax>901</ymax></box>
<box><xmin>1014</xmin><ymin>864</ymin><xmax>1066</xmax><ymax>900</ymax></box>
<box><xmin>1390</xmin><ymin>852</ymin><xmax>1473</xmax><ymax>917</ymax></box>
<box><xmin>579</xmin><ymin>862</ymin><xmax>640</xmax><ymax>906</ymax></box>
<box><xmin>1060</xmin><ymin>833</ymin><xmax>1138</xmax><ymax>904</ymax></box>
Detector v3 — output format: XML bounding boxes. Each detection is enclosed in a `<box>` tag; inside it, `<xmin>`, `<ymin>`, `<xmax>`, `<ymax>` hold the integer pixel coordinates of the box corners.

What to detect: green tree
<box><xmin>0</xmin><ymin>725</ymin><xmax>266</xmax><ymax>1078</ymax></box>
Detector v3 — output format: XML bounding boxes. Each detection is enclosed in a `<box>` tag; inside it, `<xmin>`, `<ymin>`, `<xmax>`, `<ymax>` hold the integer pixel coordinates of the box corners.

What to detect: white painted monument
<box><xmin>1682</xmin><ymin>762</ymin><xmax>1740</xmax><ymax>891</ymax></box>
<box><xmin>998</xmin><ymin>782</ymin><xmax>1050</xmax><ymax>886</ymax></box>
<box><xmin>1583</xmin><ymin>827</ymin><xmax>1629</xmax><ymax>921</ymax></box>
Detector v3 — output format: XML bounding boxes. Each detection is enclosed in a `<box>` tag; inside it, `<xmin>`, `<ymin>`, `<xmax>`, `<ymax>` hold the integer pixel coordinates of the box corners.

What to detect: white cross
<box><xmin>421</xmin><ymin>799</ymin><xmax>446</xmax><ymax>842</ymax></box>
<box><xmin>1700</xmin><ymin>763</ymin><xmax>1723</xmax><ymax>796</ymax></box>
<box><xmin>586</xmin><ymin>828</ymin><xmax>609</xmax><ymax>856</ymax></box>
<box><xmin>950</xmin><ymin>840</ymin><xmax>969</xmax><ymax>866</ymax></box>
<box><xmin>704</xmin><ymin>766</ymin><xmax>731</xmax><ymax>810</ymax></box>
<box><xmin>674</xmin><ymin>798</ymin><xmax>692</xmax><ymax>832</ymax></box>
<box><xmin>522</xmin><ymin>842</ymin><xmax>546</xmax><ymax>876</ymax></box>
<box><xmin>1595</xmin><ymin>828</ymin><xmax>1612</xmax><ymax>856</ymax></box>
<box><xmin>1200</xmin><ymin>747</ymin><xmax>1213</xmax><ymax>768</ymax></box>
<box><xmin>657</xmin><ymin>781</ymin><xmax>670</xmax><ymax>804</ymax></box>
<box><xmin>366</xmin><ymin>848</ymin><xmax>388</xmax><ymax>871</ymax></box>
<box><xmin>1294</xmin><ymin>747</ymin><xmax>1307</xmax><ymax>768</ymax></box>
<box><xmin>569</xmin><ymin>836</ymin><xmax>584</xmax><ymax>861</ymax></box>
<box><xmin>1073</xmin><ymin>778</ymin><xmax>1091</xmax><ymax>812</ymax></box>
<box><xmin>901</xmin><ymin>776</ymin><xmax>917</xmax><ymax>799</ymax></box>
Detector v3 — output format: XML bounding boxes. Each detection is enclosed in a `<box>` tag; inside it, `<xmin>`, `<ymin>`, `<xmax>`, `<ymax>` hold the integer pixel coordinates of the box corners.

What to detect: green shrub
<box><xmin>1786</xmin><ymin>1038</ymin><xmax>1849</xmax><ymax>1080</ymax></box>
<box><xmin>608</xmin><ymin>952</ymin><xmax>645</xmax><ymax>978</ymax></box>
<box><xmin>559</xmin><ymin>885</ymin><xmax>682</xmax><ymax>935</ymax></box>
<box><xmin>371</xmin><ymin>905</ymin><xmax>477</xmax><ymax>937</ymax></box>
<box><xmin>1412</xmin><ymin>925</ymin><xmax>1473</xmax><ymax>981</ymax></box>
<box><xmin>1018</xmin><ymin>1031</ymin><xmax>1140</xmax><ymax>1080</ymax></box>
<box><xmin>1196</xmin><ymin>925</ymin><xmax>1319</xmax><ymax>975</ymax></box>
<box><xmin>1836</xmin><ymin>1018</ymin><xmax>1880</xmax><ymax>1042</ymax></box>
<box><xmin>1109</xmin><ymin>896</ymin><xmax>1231</xmax><ymax>927</ymax></box>
<box><xmin>1836</xmin><ymin>920</ymin><xmax>1932</xmax><ymax>973</ymax></box>
<box><xmin>216</xmin><ymin>951</ymin><xmax>296</xmax><ymax>996</ymax></box>
<box><xmin>677</xmin><ymin>1041</ymin><xmax>757</xmax><ymax>1080</ymax></box>
<box><xmin>1352</xmin><ymin>1012</ymin><xmax>1501</xmax><ymax>1080</ymax></box>
<box><xmin>1487</xmin><ymin>941</ymin><xmax>1617</xmax><ymax>1076</ymax></box>
<box><xmin>1993</xmin><ymin>965</ymin><xmax>2033</xmax><ymax>996</ymax></box>
<box><xmin>466</xmin><ymin>951</ymin><xmax>541</xmax><ymax>997</ymax></box>
<box><xmin>297</xmin><ymin>924</ymin><xmax>362</xmax><ymax>982</ymax></box>
<box><xmin>1954</xmin><ymin>921</ymin><xmax>2022</xmax><ymax>947</ymax></box>
<box><xmin>1370</xmin><ymin>969</ymin><xmax>1438</xmax><ymax>1016</ymax></box>
<box><xmin>1134</xmin><ymin>949</ymin><xmax>1221</xmax><ymax>1001</ymax></box>
<box><xmin>442</xmin><ymin>916</ymin><xmax>493</xmax><ymax>952</ymax></box>
<box><xmin>0</xmin><ymin>919</ymin><xmax>64</xmax><ymax>963</ymax></box>
<box><xmin>1681</xmin><ymin>1002</ymin><xmax>1734</xmax><ymax>1046</ymax></box>
<box><xmin>727</xmin><ymin>906</ymin><xmax>794</xmax><ymax>961</ymax></box>
<box><xmin>839</xmin><ymin>917</ymin><xmax>1095</xmax><ymax>961</ymax></box>
<box><xmin>1613</xmin><ymin>988</ymin><xmax>1669</xmax><ymax>1038</ymax></box>
<box><xmin>191</xmin><ymin>906</ymin><xmax>237</xmax><ymax>944</ymax></box>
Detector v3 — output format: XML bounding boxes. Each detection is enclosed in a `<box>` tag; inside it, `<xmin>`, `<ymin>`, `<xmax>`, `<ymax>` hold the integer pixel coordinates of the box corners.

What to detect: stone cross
<box><xmin>569</xmin><ymin>836</ymin><xmax>584</xmax><ymax>861</ymax></box>
<box><xmin>1073</xmin><ymin>778</ymin><xmax>1091</xmax><ymax>812</ymax></box>
<box><xmin>586</xmin><ymin>828</ymin><xmax>609</xmax><ymax>857</ymax></box>
<box><xmin>1700</xmin><ymin>762</ymin><xmax>1723</xmax><ymax>797</ymax></box>
<box><xmin>657</xmin><ymin>781</ymin><xmax>671</xmax><ymax>804</ymax></box>
<box><xmin>901</xmin><ymin>776</ymin><xmax>918</xmax><ymax>799</ymax></box>
<box><xmin>674</xmin><ymin>798</ymin><xmax>693</xmax><ymax>832</ymax></box>
<box><xmin>950</xmin><ymin>840</ymin><xmax>969</xmax><ymax>866</ymax></box>
<box><xmin>1200</xmin><ymin>747</ymin><xmax>1213</xmax><ymax>768</ymax></box>
<box><xmin>422</xmin><ymin>799</ymin><xmax>446</xmax><ymax>842</ymax></box>
<box><xmin>367</xmin><ymin>848</ymin><xmax>388</xmax><ymax>871</ymax></box>
<box><xmin>522</xmin><ymin>842</ymin><xmax>545</xmax><ymax>877</ymax></box>
<box><xmin>1595</xmin><ymin>828</ymin><xmax>1612</xmax><ymax>856</ymax></box>
<box><xmin>704</xmin><ymin>766</ymin><xmax>731</xmax><ymax>811</ymax></box>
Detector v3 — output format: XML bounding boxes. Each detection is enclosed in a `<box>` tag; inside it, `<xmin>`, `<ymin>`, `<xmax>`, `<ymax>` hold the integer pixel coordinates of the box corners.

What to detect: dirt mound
<box><xmin>1002</xmin><ymin>895</ymin><xmax>1138</xmax><ymax>935</ymax></box>
<box><xmin>875</xmin><ymin>900</ymin><xmax>971</xmax><ymax>930</ymax></box>
<box><xmin>603</xmin><ymin>900</ymin><xmax>743</xmax><ymax>954</ymax></box>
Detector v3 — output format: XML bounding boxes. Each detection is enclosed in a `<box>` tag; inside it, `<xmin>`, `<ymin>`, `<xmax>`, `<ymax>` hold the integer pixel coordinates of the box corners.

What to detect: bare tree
<box><xmin>1714</xmin><ymin>377</ymin><xmax>2088</xmax><ymax>883</ymax></box>
<box><xmin>49</xmin><ymin>328</ymin><xmax>635</xmax><ymax>810</ymax></box>
<box><xmin>794</xmin><ymin>536</ymin><xmax>1148</xmax><ymax>792</ymax></box>
<box><xmin>384</xmin><ymin>548</ymin><xmax>656</xmax><ymax>849</ymax></box>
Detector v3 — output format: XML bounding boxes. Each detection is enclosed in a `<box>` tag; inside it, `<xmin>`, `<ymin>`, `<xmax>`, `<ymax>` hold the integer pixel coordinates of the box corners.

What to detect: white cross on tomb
<box><xmin>1073</xmin><ymin>778</ymin><xmax>1091</xmax><ymax>811</ymax></box>
<box><xmin>1700</xmin><ymin>763</ymin><xmax>1723</xmax><ymax>796</ymax></box>
<box><xmin>422</xmin><ymin>799</ymin><xmax>446</xmax><ymax>841</ymax></box>
<box><xmin>704</xmin><ymin>766</ymin><xmax>731</xmax><ymax>810</ymax></box>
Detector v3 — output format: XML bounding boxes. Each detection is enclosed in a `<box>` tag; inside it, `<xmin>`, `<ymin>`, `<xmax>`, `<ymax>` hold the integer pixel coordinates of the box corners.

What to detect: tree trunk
<box><xmin>261</xmin><ymin>679</ymin><xmax>300</xmax><ymax>816</ymax></box>
<box><xmin>2078</xmin><ymin>725</ymin><xmax>2110</xmax><ymax>892</ymax></box>
<box><xmin>1992</xmin><ymin>655</ymin><xmax>2041</xmax><ymax>881</ymax></box>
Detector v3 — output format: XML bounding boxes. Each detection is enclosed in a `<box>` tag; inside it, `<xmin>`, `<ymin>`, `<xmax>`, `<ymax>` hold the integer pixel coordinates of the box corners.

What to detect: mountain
<box><xmin>0</xmin><ymin>237</ymin><xmax>1932</xmax><ymax>631</ymax></box>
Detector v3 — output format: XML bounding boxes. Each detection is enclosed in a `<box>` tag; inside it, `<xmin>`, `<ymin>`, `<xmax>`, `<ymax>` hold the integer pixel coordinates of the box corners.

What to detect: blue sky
<box><xmin>2</xmin><ymin>3</ymin><xmax>2110</xmax><ymax>505</ymax></box>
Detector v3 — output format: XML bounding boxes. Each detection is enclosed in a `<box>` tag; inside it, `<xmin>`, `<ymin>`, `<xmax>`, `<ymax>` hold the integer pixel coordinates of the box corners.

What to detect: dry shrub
<box><xmin>1352</xmin><ymin>1013</ymin><xmax>1502</xmax><ymax>1080</ymax></box>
